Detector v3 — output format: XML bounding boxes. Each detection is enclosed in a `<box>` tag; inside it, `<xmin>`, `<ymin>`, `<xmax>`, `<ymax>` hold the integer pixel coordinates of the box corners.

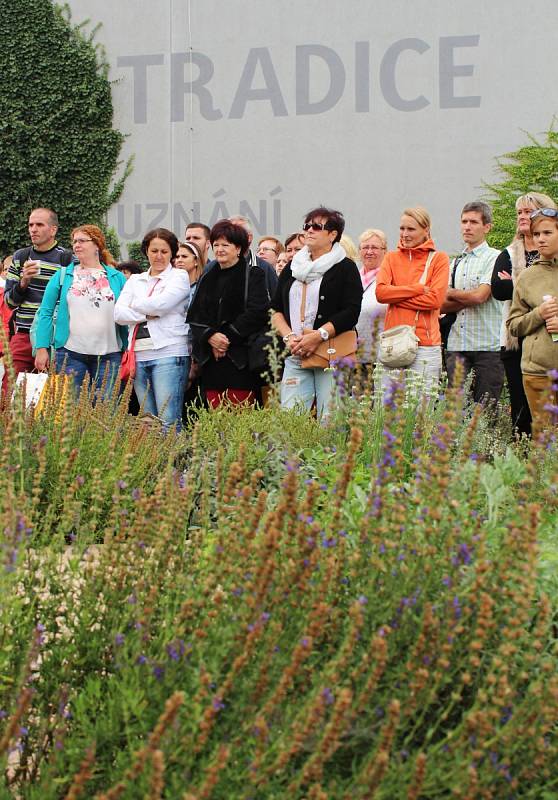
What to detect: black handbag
<box><xmin>244</xmin><ymin>263</ymin><xmax>274</xmax><ymax>375</ymax></box>
<box><xmin>247</xmin><ymin>331</ymin><xmax>273</xmax><ymax>372</ymax></box>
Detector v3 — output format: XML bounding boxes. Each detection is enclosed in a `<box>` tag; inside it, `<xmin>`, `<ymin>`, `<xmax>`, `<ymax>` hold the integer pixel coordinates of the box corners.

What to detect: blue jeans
<box><xmin>55</xmin><ymin>348</ymin><xmax>121</xmax><ymax>401</ymax></box>
<box><xmin>280</xmin><ymin>356</ymin><xmax>335</xmax><ymax>419</ymax></box>
<box><xmin>133</xmin><ymin>356</ymin><xmax>189</xmax><ymax>431</ymax></box>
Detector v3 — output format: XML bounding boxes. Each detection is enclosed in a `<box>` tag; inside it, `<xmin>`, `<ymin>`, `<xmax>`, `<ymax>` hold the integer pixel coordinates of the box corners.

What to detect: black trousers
<box><xmin>501</xmin><ymin>347</ymin><xmax>532</xmax><ymax>437</ymax></box>
<box><xmin>445</xmin><ymin>351</ymin><xmax>505</xmax><ymax>405</ymax></box>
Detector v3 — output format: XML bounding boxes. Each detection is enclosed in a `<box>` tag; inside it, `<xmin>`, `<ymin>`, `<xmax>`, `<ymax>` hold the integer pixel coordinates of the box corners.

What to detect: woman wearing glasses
<box><xmin>356</xmin><ymin>228</ymin><xmax>388</xmax><ymax>367</ymax></box>
<box><xmin>491</xmin><ymin>192</ymin><xmax>557</xmax><ymax>437</ymax></box>
<box><xmin>271</xmin><ymin>206</ymin><xmax>362</xmax><ymax>418</ymax></box>
<box><xmin>34</xmin><ymin>224</ymin><xmax>127</xmax><ymax>399</ymax></box>
<box><xmin>256</xmin><ymin>236</ymin><xmax>284</xmax><ymax>270</ymax></box>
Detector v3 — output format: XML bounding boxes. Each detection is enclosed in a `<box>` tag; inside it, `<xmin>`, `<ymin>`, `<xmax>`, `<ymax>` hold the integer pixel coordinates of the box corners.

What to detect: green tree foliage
<box><xmin>484</xmin><ymin>122</ymin><xmax>558</xmax><ymax>249</ymax></box>
<box><xmin>126</xmin><ymin>241</ymin><xmax>149</xmax><ymax>271</ymax></box>
<box><xmin>0</xmin><ymin>0</ymin><xmax>131</xmax><ymax>254</ymax></box>
<box><xmin>104</xmin><ymin>226</ymin><xmax>121</xmax><ymax>263</ymax></box>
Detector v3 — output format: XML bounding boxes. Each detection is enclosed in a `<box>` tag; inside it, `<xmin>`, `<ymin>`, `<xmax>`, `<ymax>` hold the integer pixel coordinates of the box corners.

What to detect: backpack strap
<box><xmin>244</xmin><ymin>261</ymin><xmax>250</xmax><ymax>308</ymax></box>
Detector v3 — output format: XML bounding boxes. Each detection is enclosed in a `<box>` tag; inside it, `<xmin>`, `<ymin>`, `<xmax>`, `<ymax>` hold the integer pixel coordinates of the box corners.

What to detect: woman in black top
<box><xmin>491</xmin><ymin>192</ymin><xmax>557</xmax><ymax>437</ymax></box>
<box><xmin>186</xmin><ymin>220</ymin><xmax>269</xmax><ymax>408</ymax></box>
<box><xmin>271</xmin><ymin>206</ymin><xmax>362</xmax><ymax>419</ymax></box>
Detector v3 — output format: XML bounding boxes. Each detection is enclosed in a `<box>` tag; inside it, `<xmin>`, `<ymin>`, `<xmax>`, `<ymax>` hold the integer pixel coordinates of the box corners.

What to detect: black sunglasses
<box><xmin>530</xmin><ymin>208</ymin><xmax>558</xmax><ymax>220</ymax></box>
<box><xmin>303</xmin><ymin>222</ymin><xmax>329</xmax><ymax>232</ymax></box>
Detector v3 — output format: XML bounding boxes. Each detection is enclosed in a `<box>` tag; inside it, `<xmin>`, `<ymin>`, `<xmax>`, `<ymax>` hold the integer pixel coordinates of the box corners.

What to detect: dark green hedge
<box><xmin>0</xmin><ymin>0</ymin><xmax>131</xmax><ymax>254</ymax></box>
<box><xmin>485</xmin><ymin>123</ymin><xmax>558</xmax><ymax>249</ymax></box>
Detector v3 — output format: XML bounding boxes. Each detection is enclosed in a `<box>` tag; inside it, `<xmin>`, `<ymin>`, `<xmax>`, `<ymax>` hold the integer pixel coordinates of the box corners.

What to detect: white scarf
<box><xmin>291</xmin><ymin>242</ymin><xmax>346</xmax><ymax>284</ymax></box>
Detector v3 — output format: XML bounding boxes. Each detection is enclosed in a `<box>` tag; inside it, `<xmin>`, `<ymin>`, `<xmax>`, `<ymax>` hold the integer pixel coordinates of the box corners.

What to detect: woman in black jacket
<box><xmin>271</xmin><ymin>206</ymin><xmax>362</xmax><ymax>419</ymax></box>
<box><xmin>187</xmin><ymin>220</ymin><xmax>269</xmax><ymax>407</ymax></box>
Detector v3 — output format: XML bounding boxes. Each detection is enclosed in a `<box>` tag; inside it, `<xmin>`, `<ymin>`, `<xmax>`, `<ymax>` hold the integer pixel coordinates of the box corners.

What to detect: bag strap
<box><xmin>244</xmin><ymin>261</ymin><xmax>250</xmax><ymax>308</ymax></box>
<box><xmin>414</xmin><ymin>250</ymin><xmax>436</xmax><ymax>325</ymax></box>
<box><xmin>449</xmin><ymin>253</ymin><xmax>462</xmax><ymax>289</ymax></box>
<box><xmin>299</xmin><ymin>282</ymin><xmax>308</xmax><ymax>326</ymax></box>
<box><xmin>419</xmin><ymin>250</ymin><xmax>435</xmax><ymax>284</ymax></box>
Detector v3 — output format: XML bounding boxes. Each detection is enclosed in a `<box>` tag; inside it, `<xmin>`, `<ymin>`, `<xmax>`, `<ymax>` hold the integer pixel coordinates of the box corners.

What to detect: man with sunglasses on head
<box><xmin>3</xmin><ymin>208</ymin><xmax>72</xmax><ymax>393</ymax></box>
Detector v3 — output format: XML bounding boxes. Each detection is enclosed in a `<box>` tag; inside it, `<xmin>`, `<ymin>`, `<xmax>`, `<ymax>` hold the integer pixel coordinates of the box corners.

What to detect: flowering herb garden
<box><xmin>0</xmin><ymin>370</ymin><xmax>557</xmax><ymax>798</ymax></box>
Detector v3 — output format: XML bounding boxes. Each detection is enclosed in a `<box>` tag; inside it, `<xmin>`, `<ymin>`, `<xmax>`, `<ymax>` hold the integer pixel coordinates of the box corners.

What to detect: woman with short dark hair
<box><xmin>271</xmin><ymin>207</ymin><xmax>363</xmax><ymax>418</ymax></box>
<box><xmin>114</xmin><ymin>227</ymin><xmax>190</xmax><ymax>430</ymax></box>
<box><xmin>186</xmin><ymin>220</ymin><xmax>270</xmax><ymax>408</ymax></box>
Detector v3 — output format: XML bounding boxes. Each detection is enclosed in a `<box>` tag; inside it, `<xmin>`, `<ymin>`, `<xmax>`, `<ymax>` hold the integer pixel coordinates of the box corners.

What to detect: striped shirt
<box><xmin>4</xmin><ymin>244</ymin><xmax>72</xmax><ymax>332</ymax></box>
<box><xmin>446</xmin><ymin>241</ymin><xmax>501</xmax><ymax>353</ymax></box>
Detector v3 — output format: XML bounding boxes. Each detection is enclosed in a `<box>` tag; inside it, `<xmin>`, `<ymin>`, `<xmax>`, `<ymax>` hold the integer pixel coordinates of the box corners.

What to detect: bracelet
<box><xmin>283</xmin><ymin>332</ymin><xmax>295</xmax><ymax>343</ymax></box>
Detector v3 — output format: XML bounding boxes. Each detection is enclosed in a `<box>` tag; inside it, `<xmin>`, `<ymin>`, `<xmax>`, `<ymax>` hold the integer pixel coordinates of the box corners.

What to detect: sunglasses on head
<box><xmin>530</xmin><ymin>208</ymin><xmax>558</xmax><ymax>220</ymax></box>
<box><xmin>303</xmin><ymin>221</ymin><xmax>329</xmax><ymax>232</ymax></box>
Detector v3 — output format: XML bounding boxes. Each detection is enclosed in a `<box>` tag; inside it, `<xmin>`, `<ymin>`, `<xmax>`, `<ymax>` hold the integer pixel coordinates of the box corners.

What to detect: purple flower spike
<box><xmin>166</xmin><ymin>644</ymin><xmax>180</xmax><ymax>661</ymax></box>
<box><xmin>212</xmin><ymin>696</ymin><xmax>225</xmax><ymax>712</ymax></box>
<box><xmin>321</xmin><ymin>687</ymin><xmax>334</xmax><ymax>705</ymax></box>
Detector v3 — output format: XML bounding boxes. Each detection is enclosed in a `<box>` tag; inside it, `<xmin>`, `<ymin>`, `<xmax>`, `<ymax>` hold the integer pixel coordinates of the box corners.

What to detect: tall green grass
<box><xmin>0</xmin><ymin>371</ymin><xmax>556</xmax><ymax>798</ymax></box>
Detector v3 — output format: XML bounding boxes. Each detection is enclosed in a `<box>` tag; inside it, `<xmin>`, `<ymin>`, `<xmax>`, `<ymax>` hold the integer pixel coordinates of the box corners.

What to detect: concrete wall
<box><xmin>66</xmin><ymin>0</ymin><xmax>558</xmax><ymax>252</ymax></box>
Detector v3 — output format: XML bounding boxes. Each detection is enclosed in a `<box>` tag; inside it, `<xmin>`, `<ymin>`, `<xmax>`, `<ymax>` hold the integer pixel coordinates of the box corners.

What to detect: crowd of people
<box><xmin>1</xmin><ymin>194</ymin><xmax>558</xmax><ymax>436</ymax></box>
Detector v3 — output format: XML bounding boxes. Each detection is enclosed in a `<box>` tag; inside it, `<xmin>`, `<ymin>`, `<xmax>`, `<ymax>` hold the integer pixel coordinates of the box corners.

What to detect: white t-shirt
<box><xmin>289</xmin><ymin>277</ymin><xmax>323</xmax><ymax>336</ymax></box>
<box><xmin>65</xmin><ymin>269</ymin><xmax>119</xmax><ymax>355</ymax></box>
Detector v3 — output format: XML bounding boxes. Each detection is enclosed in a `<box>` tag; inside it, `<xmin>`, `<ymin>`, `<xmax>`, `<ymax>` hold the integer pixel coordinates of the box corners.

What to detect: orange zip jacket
<box><xmin>375</xmin><ymin>238</ymin><xmax>450</xmax><ymax>346</ymax></box>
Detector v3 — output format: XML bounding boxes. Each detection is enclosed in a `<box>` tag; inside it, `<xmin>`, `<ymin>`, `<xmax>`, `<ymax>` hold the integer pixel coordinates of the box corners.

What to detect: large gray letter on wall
<box><xmin>355</xmin><ymin>41</ymin><xmax>370</xmax><ymax>113</ymax></box>
<box><xmin>229</xmin><ymin>48</ymin><xmax>288</xmax><ymax>118</ymax></box>
<box><xmin>296</xmin><ymin>45</ymin><xmax>345</xmax><ymax>116</ymax></box>
<box><xmin>380</xmin><ymin>38</ymin><xmax>430</xmax><ymax>111</ymax></box>
<box><xmin>171</xmin><ymin>52</ymin><xmax>223</xmax><ymax>122</ymax></box>
<box><xmin>117</xmin><ymin>54</ymin><xmax>165</xmax><ymax>124</ymax></box>
<box><xmin>439</xmin><ymin>35</ymin><xmax>481</xmax><ymax>108</ymax></box>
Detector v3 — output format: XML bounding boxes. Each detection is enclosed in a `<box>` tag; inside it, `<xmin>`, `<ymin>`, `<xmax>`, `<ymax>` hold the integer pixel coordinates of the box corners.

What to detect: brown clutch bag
<box><xmin>301</xmin><ymin>330</ymin><xmax>357</xmax><ymax>369</ymax></box>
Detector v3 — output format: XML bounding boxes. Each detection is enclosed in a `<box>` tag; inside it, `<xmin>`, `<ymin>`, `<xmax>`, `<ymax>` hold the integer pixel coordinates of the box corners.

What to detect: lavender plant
<box><xmin>0</xmin><ymin>369</ymin><xmax>556</xmax><ymax>798</ymax></box>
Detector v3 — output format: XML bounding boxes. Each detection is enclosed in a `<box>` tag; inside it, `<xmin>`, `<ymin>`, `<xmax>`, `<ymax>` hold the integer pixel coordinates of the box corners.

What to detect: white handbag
<box><xmin>14</xmin><ymin>372</ymin><xmax>49</xmax><ymax>408</ymax></box>
<box><xmin>378</xmin><ymin>251</ymin><xmax>435</xmax><ymax>368</ymax></box>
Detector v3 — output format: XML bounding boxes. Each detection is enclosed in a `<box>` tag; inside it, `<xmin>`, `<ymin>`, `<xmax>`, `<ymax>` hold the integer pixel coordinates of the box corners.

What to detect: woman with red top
<box><xmin>375</xmin><ymin>206</ymin><xmax>449</xmax><ymax>391</ymax></box>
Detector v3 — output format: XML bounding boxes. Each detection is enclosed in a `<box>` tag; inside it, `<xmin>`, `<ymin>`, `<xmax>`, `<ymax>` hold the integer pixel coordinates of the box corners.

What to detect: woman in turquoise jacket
<box><xmin>34</xmin><ymin>225</ymin><xmax>128</xmax><ymax>400</ymax></box>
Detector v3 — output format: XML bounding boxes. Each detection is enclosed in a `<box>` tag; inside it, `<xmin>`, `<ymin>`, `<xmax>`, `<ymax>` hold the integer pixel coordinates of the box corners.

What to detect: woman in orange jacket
<box><xmin>375</xmin><ymin>206</ymin><xmax>449</xmax><ymax>391</ymax></box>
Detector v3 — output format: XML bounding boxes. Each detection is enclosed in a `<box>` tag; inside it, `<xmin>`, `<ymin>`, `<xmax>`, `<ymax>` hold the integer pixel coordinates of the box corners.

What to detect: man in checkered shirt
<box><xmin>441</xmin><ymin>201</ymin><xmax>504</xmax><ymax>404</ymax></box>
